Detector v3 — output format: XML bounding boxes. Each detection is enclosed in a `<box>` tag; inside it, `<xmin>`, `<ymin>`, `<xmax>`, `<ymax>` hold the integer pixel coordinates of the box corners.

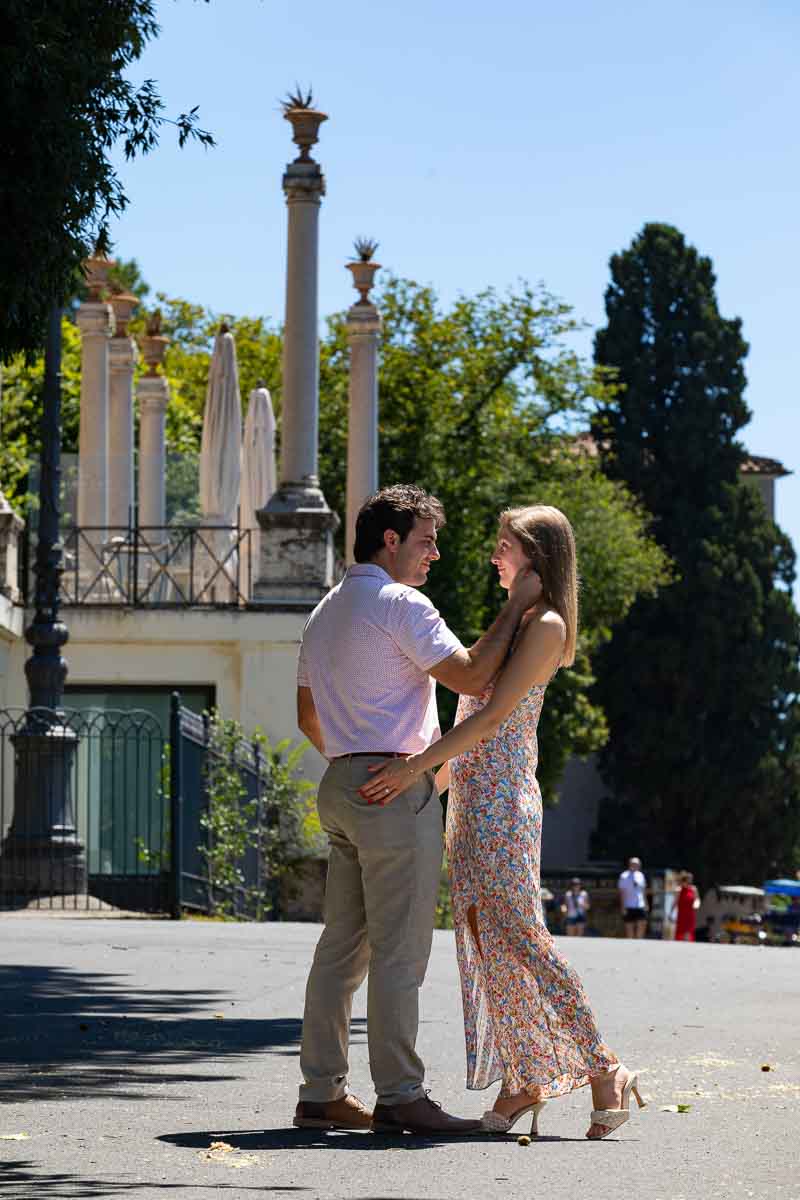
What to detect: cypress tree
<box><xmin>591</xmin><ymin>223</ymin><xmax>800</xmax><ymax>886</ymax></box>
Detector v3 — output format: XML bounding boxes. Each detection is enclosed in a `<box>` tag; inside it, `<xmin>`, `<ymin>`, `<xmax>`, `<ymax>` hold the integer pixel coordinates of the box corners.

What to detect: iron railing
<box><xmin>0</xmin><ymin>706</ymin><xmax>170</xmax><ymax>913</ymax></box>
<box><xmin>0</xmin><ymin>696</ymin><xmax>282</xmax><ymax>918</ymax></box>
<box><xmin>19</xmin><ymin>522</ymin><xmax>252</xmax><ymax>608</ymax></box>
<box><xmin>172</xmin><ymin>699</ymin><xmax>281</xmax><ymax>920</ymax></box>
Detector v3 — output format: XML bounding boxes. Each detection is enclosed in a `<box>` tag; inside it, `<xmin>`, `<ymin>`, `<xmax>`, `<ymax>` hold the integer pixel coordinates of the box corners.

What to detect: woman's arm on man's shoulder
<box><xmin>430</xmin><ymin>571</ymin><xmax>543</xmax><ymax>696</ymax></box>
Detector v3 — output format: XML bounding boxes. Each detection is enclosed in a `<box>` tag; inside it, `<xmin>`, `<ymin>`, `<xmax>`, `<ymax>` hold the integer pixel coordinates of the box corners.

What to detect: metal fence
<box><xmin>19</xmin><ymin>522</ymin><xmax>252</xmax><ymax>608</ymax></box>
<box><xmin>0</xmin><ymin>706</ymin><xmax>171</xmax><ymax>913</ymax></box>
<box><xmin>0</xmin><ymin>696</ymin><xmax>281</xmax><ymax>918</ymax></box>
<box><xmin>171</xmin><ymin>699</ymin><xmax>282</xmax><ymax>920</ymax></box>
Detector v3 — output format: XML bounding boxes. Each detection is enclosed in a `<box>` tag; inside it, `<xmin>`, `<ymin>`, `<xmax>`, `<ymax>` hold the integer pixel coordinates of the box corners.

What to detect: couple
<box><xmin>293</xmin><ymin>485</ymin><xmax>643</xmax><ymax>1140</ymax></box>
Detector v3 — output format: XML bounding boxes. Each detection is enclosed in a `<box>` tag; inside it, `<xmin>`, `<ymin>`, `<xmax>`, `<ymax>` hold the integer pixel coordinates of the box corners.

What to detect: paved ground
<box><xmin>0</xmin><ymin>918</ymin><xmax>797</xmax><ymax>1200</ymax></box>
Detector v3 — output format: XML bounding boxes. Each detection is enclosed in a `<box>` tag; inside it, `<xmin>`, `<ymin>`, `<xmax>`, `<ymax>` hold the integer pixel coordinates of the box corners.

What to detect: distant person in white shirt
<box><xmin>293</xmin><ymin>484</ymin><xmax>541</xmax><ymax>1136</ymax></box>
<box><xmin>561</xmin><ymin>877</ymin><xmax>590</xmax><ymax>937</ymax></box>
<box><xmin>618</xmin><ymin>856</ymin><xmax>648</xmax><ymax>939</ymax></box>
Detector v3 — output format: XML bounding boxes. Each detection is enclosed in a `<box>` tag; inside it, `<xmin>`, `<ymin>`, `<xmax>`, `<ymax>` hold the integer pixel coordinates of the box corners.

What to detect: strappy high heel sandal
<box><xmin>587</xmin><ymin>1070</ymin><xmax>646</xmax><ymax>1139</ymax></box>
<box><xmin>481</xmin><ymin>1099</ymin><xmax>546</xmax><ymax>1137</ymax></box>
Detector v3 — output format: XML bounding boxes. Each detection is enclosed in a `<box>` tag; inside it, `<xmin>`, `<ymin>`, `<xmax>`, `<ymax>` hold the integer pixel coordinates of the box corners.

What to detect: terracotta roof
<box><xmin>740</xmin><ymin>455</ymin><xmax>791</xmax><ymax>477</ymax></box>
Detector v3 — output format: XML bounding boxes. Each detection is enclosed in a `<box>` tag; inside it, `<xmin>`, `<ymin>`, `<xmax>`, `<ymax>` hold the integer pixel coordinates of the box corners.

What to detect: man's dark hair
<box><xmin>353</xmin><ymin>484</ymin><xmax>446</xmax><ymax>563</ymax></box>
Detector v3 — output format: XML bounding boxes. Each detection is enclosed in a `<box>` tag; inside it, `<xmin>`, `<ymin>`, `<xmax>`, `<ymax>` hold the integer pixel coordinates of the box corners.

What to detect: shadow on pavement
<box><xmin>0</xmin><ymin>1161</ymin><xmax>299</xmax><ymax>1197</ymax></box>
<box><xmin>0</xmin><ymin>963</ymin><xmax>364</xmax><ymax>1103</ymax></box>
<box><xmin>161</xmin><ymin>1126</ymin><xmax>519</xmax><ymax>1151</ymax></box>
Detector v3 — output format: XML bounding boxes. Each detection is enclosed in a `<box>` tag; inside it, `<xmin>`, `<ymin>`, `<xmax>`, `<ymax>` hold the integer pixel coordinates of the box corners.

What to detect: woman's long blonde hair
<box><xmin>499</xmin><ymin>505</ymin><xmax>578</xmax><ymax>667</ymax></box>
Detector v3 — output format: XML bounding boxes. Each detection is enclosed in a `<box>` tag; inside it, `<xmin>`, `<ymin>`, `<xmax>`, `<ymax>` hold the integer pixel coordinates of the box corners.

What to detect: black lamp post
<box><xmin>2</xmin><ymin>304</ymin><xmax>84</xmax><ymax>898</ymax></box>
<box><xmin>26</xmin><ymin>304</ymin><xmax>71</xmax><ymax>709</ymax></box>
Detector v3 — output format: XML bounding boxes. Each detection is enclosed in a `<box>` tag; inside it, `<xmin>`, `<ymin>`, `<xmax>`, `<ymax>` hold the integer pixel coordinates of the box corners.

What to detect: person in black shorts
<box><xmin>618</xmin><ymin>857</ymin><xmax>648</xmax><ymax>938</ymax></box>
<box><xmin>561</xmin><ymin>877</ymin><xmax>590</xmax><ymax>936</ymax></box>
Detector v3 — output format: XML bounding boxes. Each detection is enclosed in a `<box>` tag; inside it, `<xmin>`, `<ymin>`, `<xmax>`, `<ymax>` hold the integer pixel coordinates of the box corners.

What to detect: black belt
<box><xmin>332</xmin><ymin>751</ymin><xmax>406</xmax><ymax>761</ymax></box>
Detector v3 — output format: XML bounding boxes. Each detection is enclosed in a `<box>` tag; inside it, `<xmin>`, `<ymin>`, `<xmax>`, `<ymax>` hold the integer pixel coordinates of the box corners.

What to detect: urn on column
<box><xmin>139</xmin><ymin>311</ymin><xmax>169</xmax><ymax>375</ymax></box>
<box><xmin>109</xmin><ymin>290</ymin><xmax>139</xmax><ymax>337</ymax></box>
<box><xmin>347</xmin><ymin>238</ymin><xmax>382</xmax><ymax>306</ymax></box>
<box><xmin>282</xmin><ymin>87</ymin><xmax>328</xmax><ymax>162</ymax></box>
<box><xmin>84</xmin><ymin>252</ymin><xmax>116</xmax><ymax>301</ymax></box>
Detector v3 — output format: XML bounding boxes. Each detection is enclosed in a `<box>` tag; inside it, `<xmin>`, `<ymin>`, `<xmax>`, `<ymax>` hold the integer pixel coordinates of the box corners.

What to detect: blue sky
<box><xmin>113</xmin><ymin>0</ymin><xmax>800</xmax><ymax>599</ymax></box>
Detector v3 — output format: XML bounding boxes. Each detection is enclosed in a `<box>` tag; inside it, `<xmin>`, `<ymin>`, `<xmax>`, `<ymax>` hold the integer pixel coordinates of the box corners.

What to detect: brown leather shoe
<box><xmin>371</xmin><ymin>1093</ymin><xmax>481</xmax><ymax>1135</ymax></box>
<box><xmin>293</xmin><ymin>1094</ymin><xmax>373</xmax><ymax>1131</ymax></box>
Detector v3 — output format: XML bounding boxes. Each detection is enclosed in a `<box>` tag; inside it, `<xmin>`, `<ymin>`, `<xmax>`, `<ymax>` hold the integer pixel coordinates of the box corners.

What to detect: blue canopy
<box><xmin>763</xmin><ymin>878</ymin><xmax>800</xmax><ymax>897</ymax></box>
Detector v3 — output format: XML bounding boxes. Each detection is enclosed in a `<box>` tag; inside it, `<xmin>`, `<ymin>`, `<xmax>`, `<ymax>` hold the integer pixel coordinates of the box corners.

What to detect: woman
<box><xmin>360</xmin><ymin>505</ymin><xmax>644</xmax><ymax>1139</ymax></box>
<box><xmin>671</xmin><ymin>871</ymin><xmax>701</xmax><ymax>942</ymax></box>
<box><xmin>562</xmin><ymin>877</ymin><xmax>591</xmax><ymax>936</ymax></box>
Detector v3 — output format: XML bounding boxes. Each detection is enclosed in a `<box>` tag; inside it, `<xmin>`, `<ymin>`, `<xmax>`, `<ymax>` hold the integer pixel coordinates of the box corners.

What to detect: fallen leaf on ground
<box><xmin>0</xmin><ymin>1133</ymin><xmax>29</xmax><ymax>1141</ymax></box>
<box><xmin>199</xmin><ymin>1142</ymin><xmax>260</xmax><ymax>1169</ymax></box>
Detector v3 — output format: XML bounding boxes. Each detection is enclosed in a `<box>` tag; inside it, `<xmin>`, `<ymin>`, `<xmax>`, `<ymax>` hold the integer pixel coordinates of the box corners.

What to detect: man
<box><xmin>618</xmin><ymin>856</ymin><xmax>648</xmax><ymax>939</ymax></box>
<box><xmin>293</xmin><ymin>484</ymin><xmax>541</xmax><ymax>1135</ymax></box>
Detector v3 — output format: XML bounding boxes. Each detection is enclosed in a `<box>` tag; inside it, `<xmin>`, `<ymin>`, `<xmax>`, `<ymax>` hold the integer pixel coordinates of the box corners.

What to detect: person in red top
<box><xmin>670</xmin><ymin>871</ymin><xmax>701</xmax><ymax>942</ymax></box>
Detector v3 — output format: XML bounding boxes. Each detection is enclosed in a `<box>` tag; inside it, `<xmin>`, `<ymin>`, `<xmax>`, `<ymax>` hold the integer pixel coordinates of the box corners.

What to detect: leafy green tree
<box><xmin>0</xmin><ymin>0</ymin><xmax>212</xmax><ymax>362</ymax></box>
<box><xmin>151</xmin><ymin>297</ymin><xmax>282</xmax><ymax>440</ymax></box>
<box><xmin>591</xmin><ymin>223</ymin><xmax>800</xmax><ymax>884</ymax></box>
<box><xmin>0</xmin><ymin>318</ymin><xmax>82</xmax><ymax>513</ymax></box>
<box><xmin>108</xmin><ymin>257</ymin><xmax>151</xmax><ymax>302</ymax></box>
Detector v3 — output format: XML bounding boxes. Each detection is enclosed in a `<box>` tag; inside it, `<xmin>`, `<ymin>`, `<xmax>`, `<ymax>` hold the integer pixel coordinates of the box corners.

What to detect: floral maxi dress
<box><xmin>446</xmin><ymin>679</ymin><xmax>618</xmax><ymax>1099</ymax></box>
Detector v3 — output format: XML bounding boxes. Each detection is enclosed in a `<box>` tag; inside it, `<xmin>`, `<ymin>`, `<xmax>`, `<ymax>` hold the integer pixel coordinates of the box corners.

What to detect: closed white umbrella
<box><xmin>200</xmin><ymin>327</ymin><xmax>242</xmax><ymax>523</ymax></box>
<box><xmin>198</xmin><ymin>326</ymin><xmax>242</xmax><ymax>598</ymax></box>
<box><xmin>241</xmin><ymin>384</ymin><xmax>276</xmax><ymax>524</ymax></box>
<box><xmin>240</xmin><ymin>385</ymin><xmax>277</xmax><ymax>595</ymax></box>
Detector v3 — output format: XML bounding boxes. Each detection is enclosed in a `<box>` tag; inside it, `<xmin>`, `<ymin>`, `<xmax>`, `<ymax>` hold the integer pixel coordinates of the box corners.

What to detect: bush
<box><xmin>200</xmin><ymin>711</ymin><xmax>320</xmax><ymax>919</ymax></box>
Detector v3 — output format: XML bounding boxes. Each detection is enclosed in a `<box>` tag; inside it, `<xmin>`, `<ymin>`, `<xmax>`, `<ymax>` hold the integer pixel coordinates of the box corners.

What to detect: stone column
<box><xmin>254</xmin><ymin>98</ymin><xmax>339</xmax><ymax>605</ymax></box>
<box><xmin>345</xmin><ymin>253</ymin><xmax>382</xmax><ymax>564</ymax></box>
<box><xmin>137</xmin><ymin>319</ymin><xmax>170</xmax><ymax>529</ymax></box>
<box><xmin>277</xmin><ymin>106</ymin><xmax>326</xmax><ymax>505</ymax></box>
<box><xmin>107</xmin><ymin>292</ymin><xmax>138</xmax><ymax>532</ymax></box>
<box><xmin>75</xmin><ymin>256</ymin><xmax>115</xmax><ymax>538</ymax></box>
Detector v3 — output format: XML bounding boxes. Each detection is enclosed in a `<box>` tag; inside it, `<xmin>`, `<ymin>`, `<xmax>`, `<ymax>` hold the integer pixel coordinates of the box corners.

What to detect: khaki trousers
<box><xmin>298</xmin><ymin>755</ymin><xmax>443</xmax><ymax>1106</ymax></box>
